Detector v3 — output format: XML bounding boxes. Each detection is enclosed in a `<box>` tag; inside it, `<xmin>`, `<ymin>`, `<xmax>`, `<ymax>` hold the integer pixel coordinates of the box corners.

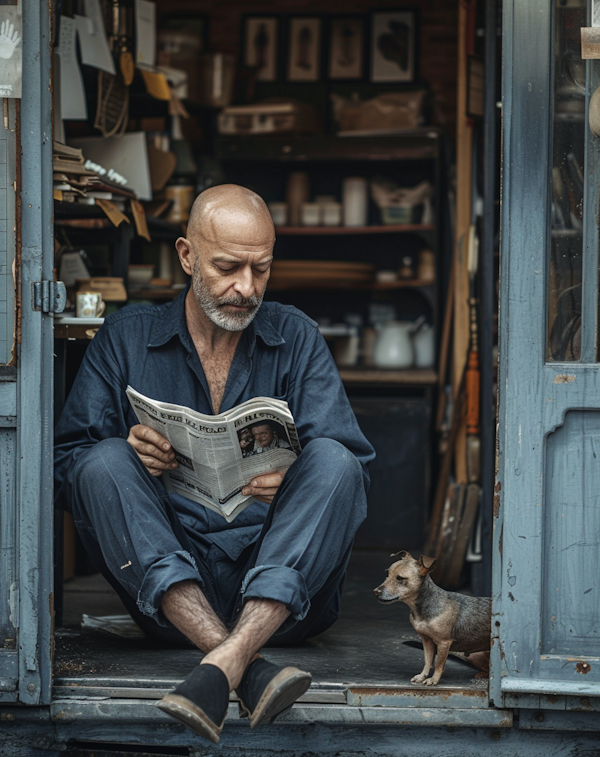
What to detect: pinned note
<box><xmin>141</xmin><ymin>69</ymin><xmax>171</xmax><ymax>101</ymax></box>
<box><xmin>75</xmin><ymin>0</ymin><xmax>116</xmax><ymax>75</ymax></box>
<box><xmin>135</xmin><ymin>0</ymin><xmax>156</xmax><ymax>69</ymax></box>
<box><xmin>130</xmin><ymin>199</ymin><xmax>151</xmax><ymax>241</ymax></box>
<box><xmin>58</xmin><ymin>16</ymin><xmax>88</xmax><ymax>120</ymax></box>
<box><xmin>0</xmin><ymin>7</ymin><xmax>23</xmax><ymax>98</ymax></box>
<box><xmin>96</xmin><ymin>199</ymin><xmax>130</xmax><ymax>227</ymax></box>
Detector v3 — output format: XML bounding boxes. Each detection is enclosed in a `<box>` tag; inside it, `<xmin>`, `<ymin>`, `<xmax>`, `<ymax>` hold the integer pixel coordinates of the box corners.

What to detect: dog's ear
<box><xmin>390</xmin><ymin>550</ymin><xmax>409</xmax><ymax>560</ymax></box>
<box><xmin>418</xmin><ymin>555</ymin><xmax>436</xmax><ymax>575</ymax></box>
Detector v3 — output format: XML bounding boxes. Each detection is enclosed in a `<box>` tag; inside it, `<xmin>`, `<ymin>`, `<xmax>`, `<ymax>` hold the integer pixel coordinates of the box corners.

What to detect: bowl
<box><xmin>128</xmin><ymin>265</ymin><xmax>155</xmax><ymax>288</ymax></box>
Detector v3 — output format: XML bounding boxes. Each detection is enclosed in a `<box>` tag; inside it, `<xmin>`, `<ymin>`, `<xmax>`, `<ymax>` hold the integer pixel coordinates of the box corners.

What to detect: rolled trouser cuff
<box><xmin>137</xmin><ymin>550</ymin><xmax>201</xmax><ymax>626</ymax></box>
<box><xmin>241</xmin><ymin>564</ymin><xmax>310</xmax><ymax>620</ymax></box>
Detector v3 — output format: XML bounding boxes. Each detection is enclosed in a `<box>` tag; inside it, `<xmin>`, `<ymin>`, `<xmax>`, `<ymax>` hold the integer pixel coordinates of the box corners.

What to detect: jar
<box><xmin>321</xmin><ymin>202</ymin><xmax>342</xmax><ymax>226</ymax></box>
<box><xmin>301</xmin><ymin>202</ymin><xmax>321</xmax><ymax>227</ymax></box>
<box><xmin>268</xmin><ymin>202</ymin><xmax>288</xmax><ymax>226</ymax></box>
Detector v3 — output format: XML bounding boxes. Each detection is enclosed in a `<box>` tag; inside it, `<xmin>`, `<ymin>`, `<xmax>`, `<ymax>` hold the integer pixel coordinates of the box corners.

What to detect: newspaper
<box><xmin>126</xmin><ymin>386</ymin><xmax>301</xmax><ymax>522</ymax></box>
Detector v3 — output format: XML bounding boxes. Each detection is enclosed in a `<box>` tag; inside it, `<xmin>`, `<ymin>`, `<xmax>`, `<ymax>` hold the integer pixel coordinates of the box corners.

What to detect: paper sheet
<box><xmin>135</xmin><ymin>0</ymin><xmax>156</xmax><ymax>69</ymax></box>
<box><xmin>58</xmin><ymin>16</ymin><xmax>88</xmax><ymax>120</ymax></box>
<box><xmin>0</xmin><ymin>7</ymin><xmax>23</xmax><ymax>98</ymax></box>
<box><xmin>70</xmin><ymin>132</ymin><xmax>153</xmax><ymax>201</ymax></box>
<box><xmin>75</xmin><ymin>0</ymin><xmax>116</xmax><ymax>75</ymax></box>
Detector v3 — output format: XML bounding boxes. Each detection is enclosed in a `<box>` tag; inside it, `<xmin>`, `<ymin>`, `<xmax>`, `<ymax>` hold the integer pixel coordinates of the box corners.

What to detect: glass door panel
<box><xmin>548</xmin><ymin>0</ymin><xmax>586</xmax><ymax>361</ymax></box>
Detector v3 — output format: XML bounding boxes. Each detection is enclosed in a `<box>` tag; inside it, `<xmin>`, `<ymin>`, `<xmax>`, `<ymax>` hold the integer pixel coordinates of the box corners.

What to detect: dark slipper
<box><xmin>236</xmin><ymin>658</ymin><xmax>312</xmax><ymax>728</ymax></box>
<box><xmin>157</xmin><ymin>663</ymin><xmax>229</xmax><ymax>744</ymax></box>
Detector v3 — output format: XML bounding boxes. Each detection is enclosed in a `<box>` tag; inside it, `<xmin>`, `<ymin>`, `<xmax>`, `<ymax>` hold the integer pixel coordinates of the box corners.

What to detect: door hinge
<box><xmin>32</xmin><ymin>281</ymin><xmax>67</xmax><ymax>314</ymax></box>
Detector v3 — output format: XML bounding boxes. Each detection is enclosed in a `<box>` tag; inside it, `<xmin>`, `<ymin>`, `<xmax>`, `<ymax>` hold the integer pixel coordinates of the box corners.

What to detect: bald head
<box><xmin>188</xmin><ymin>184</ymin><xmax>274</xmax><ymax>247</ymax></box>
<box><xmin>176</xmin><ymin>184</ymin><xmax>274</xmax><ymax>333</ymax></box>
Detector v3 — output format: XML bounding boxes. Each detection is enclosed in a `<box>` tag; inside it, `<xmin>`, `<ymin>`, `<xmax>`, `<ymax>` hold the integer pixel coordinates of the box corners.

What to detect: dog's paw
<box><xmin>423</xmin><ymin>677</ymin><xmax>440</xmax><ymax>686</ymax></box>
<box><xmin>410</xmin><ymin>674</ymin><xmax>428</xmax><ymax>683</ymax></box>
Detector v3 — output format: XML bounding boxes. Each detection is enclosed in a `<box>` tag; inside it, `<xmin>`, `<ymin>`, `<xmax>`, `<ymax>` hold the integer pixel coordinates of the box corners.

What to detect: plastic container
<box><xmin>342</xmin><ymin>177</ymin><xmax>368</xmax><ymax>227</ymax></box>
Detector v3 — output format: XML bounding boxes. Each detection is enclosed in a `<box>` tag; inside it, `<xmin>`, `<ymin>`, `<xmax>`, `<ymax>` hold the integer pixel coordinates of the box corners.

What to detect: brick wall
<box><xmin>156</xmin><ymin>0</ymin><xmax>458</xmax><ymax>130</ymax></box>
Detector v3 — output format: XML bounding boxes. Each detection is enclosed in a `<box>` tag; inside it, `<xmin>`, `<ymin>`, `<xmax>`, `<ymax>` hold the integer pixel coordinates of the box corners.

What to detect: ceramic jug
<box><xmin>414</xmin><ymin>324</ymin><xmax>435</xmax><ymax>368</ymax></box>
<box><xmin>373</xmin><ymin>321</ymin><xmax>414</xmax><ymax>368</ymax></box>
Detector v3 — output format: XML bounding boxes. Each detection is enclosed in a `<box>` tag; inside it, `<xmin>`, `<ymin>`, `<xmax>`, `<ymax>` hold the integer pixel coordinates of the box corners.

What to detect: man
<box><xmin>250</xmin><ymin>421</ymin><xmax>291</xmax><ymax>454</ymax></box>
<box><xmin>54</xmin><ymin>185</ymin><xmax>375</xmax><ymax>743</ymax></box>
<box><xmin>238</xmin><ymin>427</ymin><xmax>255</xmax><ymax>457</ymax></box>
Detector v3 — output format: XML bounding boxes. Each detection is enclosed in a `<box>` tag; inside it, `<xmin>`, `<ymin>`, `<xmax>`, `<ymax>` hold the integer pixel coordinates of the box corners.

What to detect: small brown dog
<box><xmin>374</xmin><ymin>551</ymin><xmax>491</xmax><ymax>686</ymax></box>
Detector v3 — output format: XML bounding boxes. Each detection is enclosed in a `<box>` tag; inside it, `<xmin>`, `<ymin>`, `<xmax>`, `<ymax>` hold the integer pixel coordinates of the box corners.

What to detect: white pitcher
<box><xmin>373</xmin><ymin>321</ymin><xmax>415</xmax><ymax>368</ymax></box>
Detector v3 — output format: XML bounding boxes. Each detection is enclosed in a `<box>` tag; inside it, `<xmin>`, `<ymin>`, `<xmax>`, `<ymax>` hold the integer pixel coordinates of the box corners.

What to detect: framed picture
<box><xmin>370</xmin><ymin>10</ymin><xmax>417</xmax><ymax>83</ymax></box>
<box><xmin>328</xmin><ymin>16</ymin><xmax>365</xmax><ymax>80</ymax></box>
<box><xmin>242</xmin><ymin>15</ymin><xmax>280</xmax><ymax>82</ymax></box>
<box><xmin>286</xmin><ymin>16</ymin><xmax>322</xmax><ymax>82</ymax></box>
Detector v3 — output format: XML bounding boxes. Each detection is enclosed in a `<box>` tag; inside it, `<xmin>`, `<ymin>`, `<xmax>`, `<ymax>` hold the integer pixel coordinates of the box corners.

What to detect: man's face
<box><xmin>252</xmin><ymin>424</ymin><xmax>274</xmax><ymax>448</ymax></box>
<box><xmin>187</xmin><ymin>207</ymin><xmax>274</xmax><ymax>332</ymax></box>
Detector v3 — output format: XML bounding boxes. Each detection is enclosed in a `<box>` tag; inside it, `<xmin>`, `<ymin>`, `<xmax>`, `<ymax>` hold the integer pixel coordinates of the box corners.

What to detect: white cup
<box><xmin>76</xmin><ymin>292</ymin><xmax>105</xmax><ymax>318</ymax></box>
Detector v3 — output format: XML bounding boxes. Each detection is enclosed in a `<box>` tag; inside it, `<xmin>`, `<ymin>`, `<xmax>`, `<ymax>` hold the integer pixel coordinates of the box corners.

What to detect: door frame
<box><xmin>491</xmin><ymin>0</ymin><xmax>600</xmax><ymax>705</ymax></box>
<box><xmin>13</xmin><ymin>0</ymin><xmax>54</xmax><ymax>705</ymax></box>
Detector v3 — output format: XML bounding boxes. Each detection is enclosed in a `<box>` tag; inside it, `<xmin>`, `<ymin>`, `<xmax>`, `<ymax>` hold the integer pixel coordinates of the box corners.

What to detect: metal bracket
<box><xmin>32</xmin><ymin>281</ymin><xmax>66</xmax><ymax>314</ymax></box>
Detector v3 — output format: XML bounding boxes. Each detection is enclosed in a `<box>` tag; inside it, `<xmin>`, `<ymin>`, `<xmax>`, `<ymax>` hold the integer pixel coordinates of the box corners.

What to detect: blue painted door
<box><xmin>492</xmin><ymin>0</ymin><xmax>600</xmax><ymax>704</ymax></box>
<box><xmin>0</xmin><ymin>0</ymin><xmax>54</xmax><ymax>705</ymax></box>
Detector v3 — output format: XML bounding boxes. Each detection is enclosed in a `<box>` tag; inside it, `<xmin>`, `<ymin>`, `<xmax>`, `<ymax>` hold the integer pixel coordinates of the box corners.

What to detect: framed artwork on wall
<box><xmin>328</xmin><ymin>16</ymin><xmax>365</xmax><ymax>80</ymax></box>
<box><xmin>370</xmin><ymin>10</ymin><xmax>417</xmax><ymax>83</ymax></box>
<box><xmin>242</xmin><ymin>15</ymin><xmax>280</xmax><ymax>82</ymax></box>
<box><xmin>286</xmin><ymin>16</ymin><xmax>322</xmax><ymax>82</ymax></box>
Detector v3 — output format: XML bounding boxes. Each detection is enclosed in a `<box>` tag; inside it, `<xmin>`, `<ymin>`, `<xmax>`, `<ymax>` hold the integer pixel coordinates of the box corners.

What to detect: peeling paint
<box><xmin>553</xmin><ymin>374</ymin><xmax>576</xmax><ymax>384</ymax></box>
<box><xmin>575</xmin><ymin>662</ymin><xmax>591</xmax><ymax>674</ymax></box>
<box><xmin>8</xmin><ymin>583</ymin><xmax>18</xmax><ymax>629</ymax></box>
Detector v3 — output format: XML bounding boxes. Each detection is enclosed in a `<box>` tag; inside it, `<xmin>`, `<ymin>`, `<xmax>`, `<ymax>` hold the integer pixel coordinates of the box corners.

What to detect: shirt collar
<box><xmin>147</xmin><ymin>283</ymin><xmax>286</xmax><ymax>350</ymax></box>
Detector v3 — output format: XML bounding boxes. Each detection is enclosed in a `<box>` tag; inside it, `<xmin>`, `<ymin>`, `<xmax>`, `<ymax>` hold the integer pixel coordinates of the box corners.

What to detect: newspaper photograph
<box><xmin>126</xmin><ymin>386</ymin><xmax>301</xmax><ymax>522</ymax></box>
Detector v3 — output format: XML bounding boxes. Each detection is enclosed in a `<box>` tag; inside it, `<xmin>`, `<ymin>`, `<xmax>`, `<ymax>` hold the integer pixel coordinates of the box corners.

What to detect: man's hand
<box><xmin>127</xmin><ymin>424</ymin><xmax>178</xmax><ymax>477</ymax></box>
<box><xmin>242</xmin><ymin>468</ymin><xmax>289</xmax><ymax>505</ymax></box>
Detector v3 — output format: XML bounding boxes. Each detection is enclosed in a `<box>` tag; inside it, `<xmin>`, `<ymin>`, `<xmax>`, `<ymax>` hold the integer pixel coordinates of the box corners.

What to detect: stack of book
<box><xmin>53</xmin><ymin>142</ymin><xmax>137</xmax><ymax>209</ymax></box>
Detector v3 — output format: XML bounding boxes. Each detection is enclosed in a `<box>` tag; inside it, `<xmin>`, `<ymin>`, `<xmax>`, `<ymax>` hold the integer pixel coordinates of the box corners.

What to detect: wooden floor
<box><xmin>55</xmin><ymin>551</ymin><xmax>485</xmax><ymax>699</ymax></box>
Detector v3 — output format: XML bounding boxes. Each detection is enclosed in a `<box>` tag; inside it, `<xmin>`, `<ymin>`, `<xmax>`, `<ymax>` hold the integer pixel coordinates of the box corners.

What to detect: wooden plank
<box><xmin>275</xmin><ymin>225</ymin><xmax>435</xmax><ymax>236</ymax></box>
<box><xmin>338</xmin><ymin>369</ymin><xmax>437</xmax><ymax>386</ymax></box>
<box><xmin>452</xmin><ymin>0</ymin><xmax>475</xmax><ymax>485</ymax></box>
<box><xmin>216</xmin><ymin>132</ymin><xmax>441</xmax><ymax>163</ymax></box>
<box><xmin>425</xmin><ymin>375</ymin><xmax>466</xmax><ymax>555</ymax></box>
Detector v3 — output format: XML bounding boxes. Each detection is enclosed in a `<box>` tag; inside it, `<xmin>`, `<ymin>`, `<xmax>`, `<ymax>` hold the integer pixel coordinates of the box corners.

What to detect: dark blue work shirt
<box><xmin>54</xmin><ymin>285</ymin><xmax>375</xmax><ymax>558</ymax></box>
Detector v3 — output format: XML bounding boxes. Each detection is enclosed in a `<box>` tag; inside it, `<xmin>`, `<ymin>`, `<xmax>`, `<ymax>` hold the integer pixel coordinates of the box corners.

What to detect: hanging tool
<box><xmin>466</xmin><ymin>135</ymin><xmax>482</xmax><ymax>485</ymax></box>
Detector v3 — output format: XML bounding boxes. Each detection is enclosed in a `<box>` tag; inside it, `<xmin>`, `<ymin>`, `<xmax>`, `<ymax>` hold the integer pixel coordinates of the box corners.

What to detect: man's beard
<box><xmin>192</xmin><ymin>263</ymin><xmax>265</xmax><ymax>332</ymax></box>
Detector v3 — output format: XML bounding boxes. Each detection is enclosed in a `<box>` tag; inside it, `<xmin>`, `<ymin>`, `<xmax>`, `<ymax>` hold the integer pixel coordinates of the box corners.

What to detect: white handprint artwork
<box><xmin>0</xmin><ymin>20</ymin><xmax>21</xmax><ymax>60</ymax></box>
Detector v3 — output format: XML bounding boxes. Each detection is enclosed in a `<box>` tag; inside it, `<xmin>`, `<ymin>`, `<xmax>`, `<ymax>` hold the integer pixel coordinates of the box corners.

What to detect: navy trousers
<box><xmin>69</xmin><ymin>437</ymin><xmax>367</xmax><ymax>646</ymax></box>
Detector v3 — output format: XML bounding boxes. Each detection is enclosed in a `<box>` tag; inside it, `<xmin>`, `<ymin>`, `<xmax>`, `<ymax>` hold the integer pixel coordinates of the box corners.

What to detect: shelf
<box><xmin>268</xmin><ymin>278</ymin><xmax>433</xmax><ymax>292</ymax></box>
<box><xmin>339</xmin><ymin>368</ymin><xmax>437</xmax><ymax>386</ymax></box>
<box><xmin>217</xmin><ymin>130</ymin><xmax>442</xmax><ymax>163</ymax></box>
<box><xmin>129</xmin><ymin>287</ymin><xmax>185</xmax><ymax>300</ymax></box>
<box><xmin>275</xmin><ymin>224</ymin><xmax>434</xmax><ymax>235</ymax></box>
<box><xmin>54</xmin><ymin>202</ymin><xmax>183</xmax><ymax>238</ymax></box>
